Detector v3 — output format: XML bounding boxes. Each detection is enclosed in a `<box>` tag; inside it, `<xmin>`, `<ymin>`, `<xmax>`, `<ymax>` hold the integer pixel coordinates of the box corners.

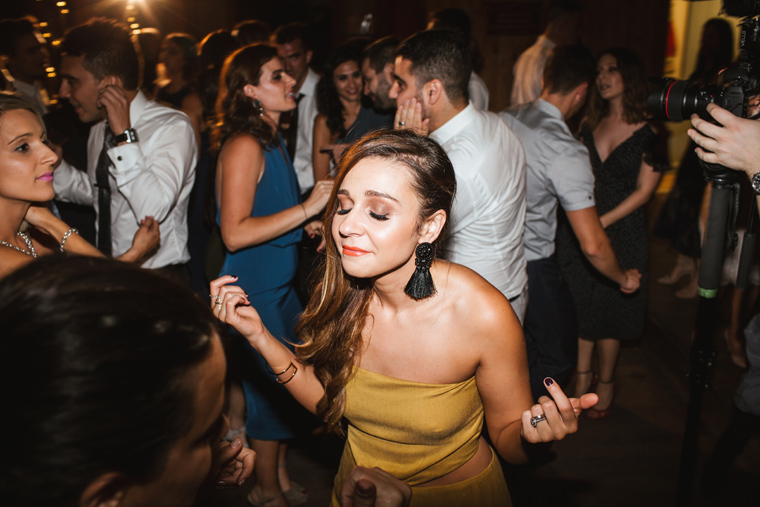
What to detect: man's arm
<box><xmin>109</xmin><ymin>119</ymin><xmax>197</xmax><ymax>223</ymax></box>
<box><xmin>52</xmin><ymin>158</ymin><xmax>94</xmax><ymax>206</ymax></box>
<box><xmin>565</xmin><ymin>206</ymin><xmax>640</xmax><ymax>293</ymax></box>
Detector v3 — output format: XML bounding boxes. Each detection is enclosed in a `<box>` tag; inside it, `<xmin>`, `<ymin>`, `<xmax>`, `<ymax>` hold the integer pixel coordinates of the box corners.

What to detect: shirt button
<box><xmin>117</xmin><ymin>156</ymin><xmax>123</xmax><ymax>161</ymax></box>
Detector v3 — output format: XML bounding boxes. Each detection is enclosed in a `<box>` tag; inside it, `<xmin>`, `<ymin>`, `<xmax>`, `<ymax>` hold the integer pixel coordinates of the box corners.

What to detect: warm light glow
<box><xmin>126</xmin><ymin>4</ymin><xmax>135</xmax><ymax>10</ymax></box>
<box><xmin>61</xmin><ymin>9</ymin><xmax>69</xmax><ymax>14</ymax></box>
<box><xmin>42</xmin><ymin>33</ymin><xmax>51</xmax><ymax>38</ymax></box>
<box><xmin>56</xmin><ymin>1</ymin><xmax>66</xmax><ymax>6</ymax></box>
<box><xmin>132</xmin><ymin>29</ymin><xmax>142</xmax><ymax>35</ymax></box>
<box><xmin>51</xmin><ymin>40</ymin><xmax>61</xmax><ymax>46</ymax></box>
<box><xmin>39</xmin><ymin>22</ymin><xmax>48</xmax><ymax>27</ymax></box>
<box><xmin>47</xmin><ymin>72</ymin><xmax>56</xmax><ymax>78</ymax></box>
<box><xmin>130</xmin><ymin>23</ymin><xmax>140</xmax><ymax>29</ymax></box>
<box><xmin>46</xmin><ymin>66</ymin><xmax>55</xmax><ymax>73</ymax></box>
<box><xmin>127</xmin><ymin>17</ymin><xmax>136</xmax><ymax>22</ymax></box>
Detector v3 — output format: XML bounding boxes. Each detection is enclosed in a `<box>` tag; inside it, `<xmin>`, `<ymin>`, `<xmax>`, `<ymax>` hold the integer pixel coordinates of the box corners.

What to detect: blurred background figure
<box><xmin>654</xmin><ymin>18</ymin><xmax>735</xmax><ymax>299</ymax></box>
<box><xmin>156</xmin><ymin>32</ymin><xmax>199</xmax><ymax>109</ymax></box>
<box><xmin>558</xmin><ymin>48</ymin><xmax>666</xmax><ymax>419</ymax></box>
<box><xmin>0</xmin><ymin>16</ymin><xmax>50</xmax><ymax>116</ymax></box>
<box><xmin>511</xmin><ymin>0</ymin><xmax>583</xmax><ymax>107</ymax></box>
<box><xmin>313</xmin><ymin>44</ymin><xmax>392</xmax><ymax>182</ymax></box>
<box><xmin>133</xmin><ymin>27</ymin><xmax>163</xmax><ymax>98</ymax></box>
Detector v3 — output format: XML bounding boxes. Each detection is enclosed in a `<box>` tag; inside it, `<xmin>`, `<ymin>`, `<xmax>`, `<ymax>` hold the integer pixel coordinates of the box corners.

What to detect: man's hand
<box><xmin>620</xmin><ymin>268</ymin><xmax>641</xmax><ymax>294</ymax></box>
<box><xmin>97</xmin><ymin>78</ymin><xmax>131</xmax><ymax>137</ymax></box>
<box><xmin>340</xmin><ymin>466</ymin><xmax>411</xmax><ymax>507</ymax></box>
<box><xmin>688</xmin><ymin>103</ymin><xmax>760</xmax><ymax>177</ymax></box>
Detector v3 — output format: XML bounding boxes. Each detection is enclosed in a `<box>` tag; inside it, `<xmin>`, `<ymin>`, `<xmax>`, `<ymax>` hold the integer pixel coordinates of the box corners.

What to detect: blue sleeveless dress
<box><xmin>218</xmin><ymin>135</ymin><xmax>314</xmax><ymax>440</ymax></box>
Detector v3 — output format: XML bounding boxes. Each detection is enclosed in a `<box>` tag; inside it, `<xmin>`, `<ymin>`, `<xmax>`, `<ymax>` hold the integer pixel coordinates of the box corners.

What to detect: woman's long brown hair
<box><xmin>295</xmin><ymin>129</ymin><xmax>457</xmax><ymax>435</ymax></box>
<box><xmin>585</xmin><ymin>48</ymin><xmax>650</xmax><ymax>131</ymax></box>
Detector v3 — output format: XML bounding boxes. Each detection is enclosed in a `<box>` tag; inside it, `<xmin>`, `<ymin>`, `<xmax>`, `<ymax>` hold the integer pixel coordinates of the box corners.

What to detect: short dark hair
<box><xmin>396</xmin><ymin>29</ymin><xmax>471</xmax><ymax>103</ymax></box>
<box><xmin>0</xmin><ymin>17</ymin><xmax>37</xmax><ymax>58</ymax></box>
<box><xmin>543</xmin><ymin>44</ymin><xmax>595</xmax><ymax>95</ymax></box>
<box><xmin>61</xmin><ymin>18</ymin><xmax>141</xmax><ymax>90</ymax></box>
<box><xmin>232</xmin><ymin>19</ymin><xmax>271</xmax><ymax>46</ymax></box>
<box><xmin>272</xmin><ymin>22</ymin><xmax>310</xmax><ymax>51</ymax></box>
<box><xmin>0</xmin><ymin>256</ymin><xmax>217</xmax><ymax>507</ymax></box>
<box><xmin>363</xmin><ymin>36</ymin><xmax>399</xmax><ymax>74</ymax></box>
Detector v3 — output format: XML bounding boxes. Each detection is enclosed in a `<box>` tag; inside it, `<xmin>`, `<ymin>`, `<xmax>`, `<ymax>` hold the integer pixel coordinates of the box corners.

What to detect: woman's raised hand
<box><xmin>209</xmin><ymin>275</ymin><xmax>268</xmax><ymax>347</ymax></box>
<box><xmin>303</xmin><ymin>179</ymin><xmax>334</xmax><ymax>218</ymax></box>
<box><xmin>520</xmin><ymin>377</ymin><xmax>598</xmax><ymax>444</ymax></box>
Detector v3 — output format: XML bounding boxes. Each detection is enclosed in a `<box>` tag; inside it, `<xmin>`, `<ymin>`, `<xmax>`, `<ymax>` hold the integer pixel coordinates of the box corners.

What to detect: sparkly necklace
<box><xmin>0</xmin><ymin>232</ymin><xmax>38</xmax><ymax>258</ymax></box>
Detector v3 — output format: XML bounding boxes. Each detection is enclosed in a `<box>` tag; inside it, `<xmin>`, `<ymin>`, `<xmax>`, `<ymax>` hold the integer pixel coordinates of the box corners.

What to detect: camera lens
<box><xmin>647</xmin><ymin>78</ymin><xmax>717</xmax><ymax>121</ymax></box>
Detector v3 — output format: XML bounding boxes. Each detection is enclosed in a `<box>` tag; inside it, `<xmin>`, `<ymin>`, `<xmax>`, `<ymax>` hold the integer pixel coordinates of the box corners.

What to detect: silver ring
<box><xmin>211</xmin><ymin>295</ymin><xmax>221</xmax><ymax>305</ymax></box>
<box><xmin>530</xmin><ymin>414</ymin><xmax>546</xmax><ymax>428</ymax></box>
<box><xmin>216</xmin><ymin>303</ymin><xmax>223</xmax><ymax>312</ymax></box>
<box><xmin>399</xmin><ymin>121</ymin><xmax>405</xmax><ymax>126</ymax></box>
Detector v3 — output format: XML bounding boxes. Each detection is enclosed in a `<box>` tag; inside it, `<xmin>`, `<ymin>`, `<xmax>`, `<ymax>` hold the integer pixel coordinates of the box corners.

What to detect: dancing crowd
<box><xmin>1</xmin><ymin>1</ymin><xmax>757</xmax><ymax>506</ymax></box>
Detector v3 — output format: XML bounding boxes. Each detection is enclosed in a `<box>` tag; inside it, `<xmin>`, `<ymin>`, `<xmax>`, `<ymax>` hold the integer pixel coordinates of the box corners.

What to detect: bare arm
<box><xmin>211</xmin><ymin>276</ymin><xmax>326</xmax><ymax>413</ymax></box>
<box><xmin>598</xmin><ymin>159</ymin><xmax>661</xmax><ymax>229</ymax></box>
<box><xmin>565</xmin><ymin>207</ymin><xmax>640</xmax><ymax>292</ymax></box>
<box><xmin>217</xmin><ymin>135</ymin><xmax>331</xmax><ymax>253</ymax></box>
<box><xmin>472</xmin><ymin>284</ymin><xmax>597</xmax><ymax>464</ymax></box>
<box><xmin>312</xmin><ymin>114</ymin><xmax>334</xmax><ymax>183</ymax></box>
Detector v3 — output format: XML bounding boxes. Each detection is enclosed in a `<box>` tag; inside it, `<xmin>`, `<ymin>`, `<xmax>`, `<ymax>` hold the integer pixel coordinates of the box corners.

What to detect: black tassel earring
<box><xmin>404</xmin><ymin>242</ymin><xmax>436</xmax><ymax>300</ymax></box>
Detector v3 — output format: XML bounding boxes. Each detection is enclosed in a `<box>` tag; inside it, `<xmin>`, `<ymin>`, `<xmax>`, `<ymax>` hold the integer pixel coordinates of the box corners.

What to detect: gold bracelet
<box><xmin>276</xmin><ymin>364</ymin><xmax>298</xmax><ymax>384</ymax></box>
<box><xmin>300</xmin><ymin>203</ymin><xmax>308</xmax><ymax>221</ymax></box>
<box><xmin>266</xmin><ymin>362</ymin><xmax>294</xmax><ymax>376</ymax></box>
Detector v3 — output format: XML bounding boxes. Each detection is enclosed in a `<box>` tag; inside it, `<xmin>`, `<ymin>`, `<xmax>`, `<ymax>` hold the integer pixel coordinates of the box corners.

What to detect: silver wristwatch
<box><xmin>114</xmin><ymin>128</ymin><xmax>138</xmax><ymax>144</ymax></box>
<box><xmin>752</xmin><ymin>171</ymin><xmax>760</xmax><ymax>194</ymax></box>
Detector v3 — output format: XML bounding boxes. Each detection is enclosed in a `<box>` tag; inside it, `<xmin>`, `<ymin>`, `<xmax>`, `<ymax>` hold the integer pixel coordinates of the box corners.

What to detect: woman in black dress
<box><xmin>559</xmin><ymin>48</ymin><xmax>667</xmax><ymax>418</ymax></box>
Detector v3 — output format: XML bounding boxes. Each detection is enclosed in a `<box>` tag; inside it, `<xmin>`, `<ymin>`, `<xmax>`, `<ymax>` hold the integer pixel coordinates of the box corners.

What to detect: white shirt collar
<box><xmin>430</xmin><ymin>103</ymin><xmax>477</xmax><ymax>145</ymax></box>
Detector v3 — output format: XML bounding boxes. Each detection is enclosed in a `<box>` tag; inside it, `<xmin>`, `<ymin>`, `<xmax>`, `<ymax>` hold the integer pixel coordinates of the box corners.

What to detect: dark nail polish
<box><xmin>544</xmin><ymin>377</ymin><xmax>554</xmax><ymax>387</ymax></box>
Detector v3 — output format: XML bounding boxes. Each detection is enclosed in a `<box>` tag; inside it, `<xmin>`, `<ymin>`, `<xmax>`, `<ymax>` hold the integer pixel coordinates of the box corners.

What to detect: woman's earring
<box><xmin>404</xmin><ymin>242</ymin><xmax>436</xmax><ymax>300</ymax></box>
<box><xmin>253</xmin><ymin>98</ymin><xmax>264</xmax><ymax>116</ymax></box>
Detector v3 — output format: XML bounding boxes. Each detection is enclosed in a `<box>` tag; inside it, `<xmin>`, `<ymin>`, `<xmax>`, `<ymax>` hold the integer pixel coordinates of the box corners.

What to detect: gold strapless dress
<box><xmin>330</xmin><ymin>367</ymin><xmax>511</xmax><ymax>506</ymax></box>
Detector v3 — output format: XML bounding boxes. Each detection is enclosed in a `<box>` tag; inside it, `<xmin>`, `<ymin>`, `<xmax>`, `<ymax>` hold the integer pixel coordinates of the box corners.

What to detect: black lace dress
<box><xmin>556</xmin><ymin>125</ymin><xmax>667</xmax><ymax>341</ymax></box>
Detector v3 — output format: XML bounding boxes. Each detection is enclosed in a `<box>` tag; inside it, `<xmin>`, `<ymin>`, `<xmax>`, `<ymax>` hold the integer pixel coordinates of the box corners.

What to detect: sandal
<box><xmin>587</xmin><ymin>379</ymin><xmax>615</xmax><ymax>420</ymax></box>
<box><xmin>282</xmin><ymin>481</ymin><xmax>308</xmax><ymax>506</ymax></box>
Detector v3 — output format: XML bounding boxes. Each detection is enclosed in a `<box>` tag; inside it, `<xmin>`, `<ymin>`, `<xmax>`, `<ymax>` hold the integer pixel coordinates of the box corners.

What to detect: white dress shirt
<box><xmin>53</xmin><ymin>90</ymin><xmax>197</xmax><ymax>268</ymax></box>
<box><xmin>292</xmin><ymin>68</ymin><xmax>320</xmax><ymax>193</ymax></box>
<box><xmin>430</xmin><ymin>104</ymin><xmax>528</xmax><ymax>301</ymax></box>
<box><xmin>510</xmin><ymin>35</ymin><xmax>556</xmax><ymax>107</ymax></box>
<box><xmin>468</xmin><ymin>71</ymin><xmax>489</xmax><ymax>111</ymax></box>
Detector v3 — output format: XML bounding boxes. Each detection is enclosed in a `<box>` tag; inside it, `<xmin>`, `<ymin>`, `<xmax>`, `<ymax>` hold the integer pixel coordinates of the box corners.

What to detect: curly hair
<box><xmin>316</xmin><ymin>45</ymin><xmax>362</xmax><ymax>138</ymax></box>
<box><xmin>585</xmin><ymin>48</ymin><xmax>650</xmax><ymax>130</ymax></box>
<box><xmin>212</xmin><ymin>43</ymin><xmax>278</xmax><ymax>152</ymax></box>
<box><xmin>295</xmin><ymin>129</ymin><xmax>457</xmax><ymax>435</ymax></box>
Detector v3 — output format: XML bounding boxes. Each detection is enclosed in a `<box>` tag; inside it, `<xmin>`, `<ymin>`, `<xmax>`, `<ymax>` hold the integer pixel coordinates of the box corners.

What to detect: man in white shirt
<box><xmin>510</xmin><ymin>1</ymin><xmax>582</xmax><ymax>106</ymax></box>
<box><xmin>390</xmin><ymin>29</ymin><xmax>528</xmax><ymax>321</ymax></box>
<box><xmin>272</xmin><ymin>23</ymin><xmax>320</xmax><ymax>196</ymax></box>
<box><xmin>53</xmin><ymin>18</ymin><xmax>197</xmax><ymax>280</ymax></box>
<box><xmin>501</xmin><ymin>45</ymin><xmax>640</xmax><ymax>398</ymax></box>
<box><xmin>0</xmin><ymin>17</ymin><xmax>50</xmax><ymax>116</ymax></box>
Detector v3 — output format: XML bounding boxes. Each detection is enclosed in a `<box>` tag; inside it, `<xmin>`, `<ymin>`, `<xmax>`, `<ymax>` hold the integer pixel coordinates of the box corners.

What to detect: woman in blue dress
<box><xmin>213</xmin><ymin>44</ymin><xmax>333</xmax><ymax>507</ymax></box>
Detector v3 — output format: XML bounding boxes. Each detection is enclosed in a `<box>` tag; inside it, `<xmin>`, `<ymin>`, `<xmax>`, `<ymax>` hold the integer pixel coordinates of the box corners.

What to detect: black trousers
<box><xmin>523</xmin><ymin>256</ymin><xmax>578</xmax><ymax>400</ymax></box>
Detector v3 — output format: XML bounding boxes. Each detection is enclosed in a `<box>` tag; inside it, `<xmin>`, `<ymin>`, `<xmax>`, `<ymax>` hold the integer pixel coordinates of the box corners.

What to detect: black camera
<box><xmin>648</xmin><ymin>0</ymin><xmax>760</xmax><ymax>122</ymax></box>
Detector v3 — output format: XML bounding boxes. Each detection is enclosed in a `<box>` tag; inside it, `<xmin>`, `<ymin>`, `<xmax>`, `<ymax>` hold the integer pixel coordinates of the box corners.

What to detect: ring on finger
<box><xmin>529</xmin><ymin>414</ymin><xmax>546</xmax><ymax>428</ymax></box>
<box><xmin>216</xmin><ymin>302</ymin><xmax>223</xmax><ymax>312</ymax></box>
<box><xmin>399</xmin><ymin>121</ymin><xmax>405</xmax><ymax>126</ymax></box>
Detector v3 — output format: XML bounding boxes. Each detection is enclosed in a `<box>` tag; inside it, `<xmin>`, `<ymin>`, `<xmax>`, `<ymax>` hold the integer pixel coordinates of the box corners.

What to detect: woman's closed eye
<box><xmin>369</xmin><ymin>211</ymin><xmax>389</xmax><ymax>221</ymax></box>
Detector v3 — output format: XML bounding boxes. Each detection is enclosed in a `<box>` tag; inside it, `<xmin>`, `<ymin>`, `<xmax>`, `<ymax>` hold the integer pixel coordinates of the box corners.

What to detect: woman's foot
<box><xmin>278</xmin><ymin>464</ymin><xmax>308</xmax><ymax>506</ymax></box>
<box><xmin>587</xmin><ymin>379</ymin><xmax>615</xmax><ymax>420</ymax></box>
<box><xmin>658</xmin><ymin>256</ymin><xmax>696</xmax><ymax>286</ymax></box>
<box><xmin>724</xmin><ymin>329</ymin><xmax>748</xmax><ymax>369</ymax></box>
<box><xmin>573</xmin><ymin>370</ymin><xmax>595</xmax><ymax>398</ymax></box>
<box><xmin>247</xmin><ymin>486</ymin><xmax>289</xmax><ymax>507</ymax></box>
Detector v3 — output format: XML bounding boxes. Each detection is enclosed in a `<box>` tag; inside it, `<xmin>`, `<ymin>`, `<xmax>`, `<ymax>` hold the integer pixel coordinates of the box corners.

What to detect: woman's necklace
<box><xmin>0</xmin><ymin>232</ymin><xmax>38</xmax><ymax>258</ymax></box>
